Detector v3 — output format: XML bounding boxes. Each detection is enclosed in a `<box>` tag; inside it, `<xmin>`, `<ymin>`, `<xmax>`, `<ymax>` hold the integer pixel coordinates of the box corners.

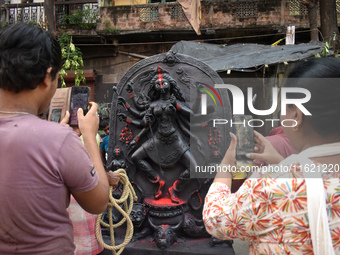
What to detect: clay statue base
<box><xmin>100</xmin><ymin>235</ymin><xmax>234</xmax><ymax>255</ymax></box>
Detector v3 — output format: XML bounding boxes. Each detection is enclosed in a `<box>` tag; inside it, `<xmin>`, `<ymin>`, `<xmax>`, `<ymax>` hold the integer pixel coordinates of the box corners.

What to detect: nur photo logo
<box><xmin>199</xmin><ymin>83</ymin><xmax>312</xmax><ymax>128</ymax></box>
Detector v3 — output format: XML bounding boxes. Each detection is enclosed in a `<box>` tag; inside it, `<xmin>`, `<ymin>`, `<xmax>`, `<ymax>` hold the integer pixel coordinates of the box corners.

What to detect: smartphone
<box><xmin>233</xmin><ymin>115</ymin><xmax>254</xmax><ymax>162</ymax></box>
<box><xmin>69</xmin><ymin>86</ymin><xmax>90</xmax><ymax>126</ymax></box>
<box><xmin>48</xmin><ymin>87</ymin><xmax>71</xmax><ymax>123</ymax></box>
<box><xmin>48</xmin><ymin>86</ymin><xmax>90</xmax><ymax>126</ymax></box>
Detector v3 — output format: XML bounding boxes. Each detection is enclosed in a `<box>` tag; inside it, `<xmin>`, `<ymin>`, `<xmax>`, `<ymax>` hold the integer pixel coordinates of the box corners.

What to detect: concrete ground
<box><xmin>233</xmin><ymin>240</ymin><xmax>249</xmax><ymax>255</ymax></box>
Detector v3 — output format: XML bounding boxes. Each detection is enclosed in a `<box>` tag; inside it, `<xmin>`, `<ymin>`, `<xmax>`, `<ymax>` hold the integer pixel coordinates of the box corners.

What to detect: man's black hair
<box><xmin>0</xmin><ymin>23</ymin><xmax>62</xmax><ymax>93</ymax></box>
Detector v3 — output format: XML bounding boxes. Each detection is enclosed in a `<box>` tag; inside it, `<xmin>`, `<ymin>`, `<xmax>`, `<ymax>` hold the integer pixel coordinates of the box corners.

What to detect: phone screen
<box><xmin>69</xmin><ymin>86</ymin><xmax>90</xmax><ymax>126</ymax></box>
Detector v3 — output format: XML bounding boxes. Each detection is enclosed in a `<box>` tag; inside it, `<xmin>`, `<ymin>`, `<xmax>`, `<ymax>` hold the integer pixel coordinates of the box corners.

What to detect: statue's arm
<box><xmin>126</xmin><ymin>84</ymin><xmax>148</xmax><ymax>111</ymax></box>
<box><xmin>118</xmin><ymin>96</ymin><xmax>146</xmax><ymax>119</ymax></box>
<box><xmin>170</xmin><ymin>94</ymin><xmax>193</xmax><ymax>119</ymax></box>
<box><xmin>118</xmin><ymin>112</ymin><xmax>146</xmax><ymax>128</ymax></box>
<box><xmin>128</xmin><ymin>126</ymin><xmax>151</xmax><ymax>148</ymax></box>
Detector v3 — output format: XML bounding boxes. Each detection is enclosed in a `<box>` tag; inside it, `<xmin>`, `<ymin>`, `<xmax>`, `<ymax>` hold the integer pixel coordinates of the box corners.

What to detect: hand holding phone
<box><xmin>247</xmin><ymin>130</ymin><xmax>284</xmax><ymax>165</ymax></box>
<box><xmin>77</xmin><ymin>102</ymin><xmax>100</xmax><ymax>138</ymax></box>
<box><xmin>69</xmin><ymin>86</ymin><xmax>90</xmax><ymax>126</ymax></box>
<box><xmin>59</xmin><ymin>111</ymin><xmax>70</xmax><ymax>126</ymax></box>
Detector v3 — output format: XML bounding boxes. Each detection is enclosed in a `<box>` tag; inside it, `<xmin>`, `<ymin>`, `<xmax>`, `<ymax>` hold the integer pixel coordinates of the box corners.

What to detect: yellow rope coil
<box><xmin>95</xmin><ymin>169</ymin><xmax>137</xmax><ymax>255</ymax></box>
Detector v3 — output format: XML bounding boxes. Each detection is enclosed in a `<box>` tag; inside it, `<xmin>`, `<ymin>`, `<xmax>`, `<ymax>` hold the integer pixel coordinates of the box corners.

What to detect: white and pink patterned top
<box><xmin>203</xmin><ymin>163</ymin><xmax>340</xmax><ymax>255</ymax></box>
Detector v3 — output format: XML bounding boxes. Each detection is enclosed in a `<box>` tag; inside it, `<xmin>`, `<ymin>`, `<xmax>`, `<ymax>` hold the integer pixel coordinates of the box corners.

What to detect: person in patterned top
<box><xmin>203</xmin><ymin>57</ymin><xmax>340</xmax><ymax>255</ymax></box>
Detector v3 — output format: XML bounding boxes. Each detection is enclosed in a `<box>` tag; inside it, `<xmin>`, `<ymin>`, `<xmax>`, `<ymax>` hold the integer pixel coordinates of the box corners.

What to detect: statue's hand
<box><xmin>118</xmin><ymin>96</ymin><xmax>127</xmax><ymax>107</ymax></box>
<box><xmin>107</xmin><ymin>171</ymin><xmax>120</xmax><ymax>186</ymax></box>
<box><xmin>118</xmin><ymin>113</ymin><xmax>127</xmax><ymax>122</ymax></box>
<box><xmin>170</xmin><ymin>94</ymin><xmax>176</xmax><ymax>105</ymax></box>
<box><xmin>207</xmin><ymin>119</ymin><xmax>215</xmax><ymax>127</ymax></box>
<box><xmin>108</xmin><ymin>159</ymin><xmax>119</xmax><ymax>170</ymax></box>
<box><xmin>126</xmin><ymin>84</ymin><xmax>133</xmax><ymax>93</ymax></box>
<box><xmin>145</xmin><ymin>113</ymin><xmax>153</xmax><ymax>123</ymax></box>
<box><xmin>196</xmin><ymin>139</ymin><xmax>204</xmax><ymax>151</ymax></box>
<box><xmin>129</xmin><ymin>140</ymin><xmax>137</xmax><ymax>149</ymax></box>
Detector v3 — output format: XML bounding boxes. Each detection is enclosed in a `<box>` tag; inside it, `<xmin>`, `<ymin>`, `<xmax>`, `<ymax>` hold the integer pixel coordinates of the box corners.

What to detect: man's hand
<box><xmin>77</xmin><ymin>102</ymin><xmax>99</xmax><ymax>139</ymax></box>
<box><xmin>107</xmin><ymin>171</ymin><xmax>120</xmax><ymax>186</ymax></box>
<box><xmin>59</xmin><ymin>111</ymin><xmax>70</xmax><ymax>126</ymax></box>
<box><xmin>60</xmin><ymin>111</ymin><xmax>82</xmax><ymax>136</ymax></box>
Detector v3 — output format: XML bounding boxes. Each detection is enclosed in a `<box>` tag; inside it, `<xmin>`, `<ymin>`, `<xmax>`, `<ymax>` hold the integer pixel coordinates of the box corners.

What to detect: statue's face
<box><xmin>166</xmin><ymin>53</ymin><xmax>175</xmax><ymax>64</ymax></box>
<box><xmin>155</xmin><ymin>78</ymin><xmax>170</xmax><ymax>94</ymax></box>
<box><xmin>130</xmin><ymin>204</ymin><xmax>146</xmax><ymax>228</ymax></box>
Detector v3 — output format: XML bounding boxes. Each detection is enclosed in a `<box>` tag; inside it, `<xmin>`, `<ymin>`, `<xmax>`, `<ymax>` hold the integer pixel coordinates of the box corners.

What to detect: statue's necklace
<box><xmin>0</xmin><ymin>110</ymin><xmax>31</xmax><ymax>115</ymax></box>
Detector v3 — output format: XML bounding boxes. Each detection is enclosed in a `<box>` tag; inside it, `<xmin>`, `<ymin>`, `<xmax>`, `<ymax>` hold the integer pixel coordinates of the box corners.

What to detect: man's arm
<box><xmin>71</xmin><ymin>103</ymin><xmax>110</xmax><ymax>214</ymax></box>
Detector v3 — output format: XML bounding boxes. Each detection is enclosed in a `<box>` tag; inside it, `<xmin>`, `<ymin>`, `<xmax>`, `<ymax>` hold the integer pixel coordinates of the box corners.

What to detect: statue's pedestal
<box><xmin>100</xmin><ymin>236</ymin><xmax>235</xmax><ymax>255</ymax></box>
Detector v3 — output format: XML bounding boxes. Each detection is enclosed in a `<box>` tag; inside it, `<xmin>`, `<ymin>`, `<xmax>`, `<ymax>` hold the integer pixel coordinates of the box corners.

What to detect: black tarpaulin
<box><xmin>170</xmin><ymin>41</ymin><xmax>325</xmax><ymax>72</ymax></box>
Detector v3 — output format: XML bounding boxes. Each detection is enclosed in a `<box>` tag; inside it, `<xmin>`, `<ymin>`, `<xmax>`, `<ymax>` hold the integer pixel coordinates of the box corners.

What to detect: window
<box><xmin>171</xmin><ymin>3</ymin><xmax>186</xmax><ymax>20</ymax></box>
<box><xmin>236</xmin><ymin>1</ymin><xmax>258</xmax><ymax>19</ymax></box>
<box><xmin>138</xmin><ymin>6</ymin><xmax>159</xmax><ymax>22</ymax></box>
<box><xmin>289</xmin><ymin>0</ymin><xmax>309</xmax><ymax>15</ymax></box>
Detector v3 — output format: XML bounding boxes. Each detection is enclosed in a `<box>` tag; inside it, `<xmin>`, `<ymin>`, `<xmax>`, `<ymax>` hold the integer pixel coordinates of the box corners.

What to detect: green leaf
<box><xmin>64</xmin><ymin>59</ymin><xmax>70</xmax><ymax>69</ymax></box>
<box><xmin>61</xmin><ymin>80</ymin><xmax>66</xmax><ymax>88</ymax></box>
<box><xmin>70</xmin><ymin>43</ymin><xmax>76</xmax><ymax>52</ymax></box>
<box><xmin>59</xmin><ymin>69</ymin><xmax>67</xmax><ymax>76</ymax></box>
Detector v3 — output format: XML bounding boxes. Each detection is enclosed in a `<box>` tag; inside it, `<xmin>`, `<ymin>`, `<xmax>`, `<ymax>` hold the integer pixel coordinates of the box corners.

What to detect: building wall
<box><xmin>98</xmin><ymin>0</ymin><xmax>319</xmax><ymax>32</ymax></box>
<box><xmin>80</xmin><ymin>46</ymin><xmax>140</xmax><ymax>103</ymax></box>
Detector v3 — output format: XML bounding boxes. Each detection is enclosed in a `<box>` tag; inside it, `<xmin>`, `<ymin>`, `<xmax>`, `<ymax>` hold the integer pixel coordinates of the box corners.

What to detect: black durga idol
<box><xmin>107</xmin><ymin>51</ymin><xmax>232</xmax><ymax>250</ymax></box>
